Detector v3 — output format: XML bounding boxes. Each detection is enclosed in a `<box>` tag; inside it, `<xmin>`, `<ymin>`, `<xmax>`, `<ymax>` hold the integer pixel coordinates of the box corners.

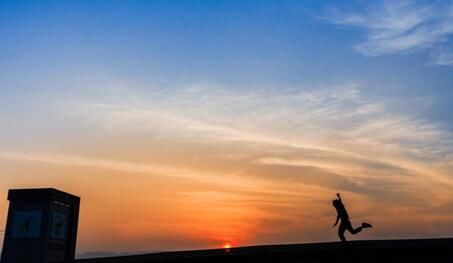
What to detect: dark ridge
<box><xmin>74</xmin><ymin>238</ymin><xmax>453</xmax><ymax>263</ymax></box>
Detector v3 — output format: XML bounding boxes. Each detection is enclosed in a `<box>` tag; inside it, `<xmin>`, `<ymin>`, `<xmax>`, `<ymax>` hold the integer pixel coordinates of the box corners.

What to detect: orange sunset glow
<box><xmin>2</xmin><ymin>0</ymin><xmax>453</xmax><ymax>259</ymax></box>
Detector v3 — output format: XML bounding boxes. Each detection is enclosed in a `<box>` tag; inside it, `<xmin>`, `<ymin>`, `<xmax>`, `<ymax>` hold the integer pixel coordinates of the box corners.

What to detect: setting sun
<box><xmin>223</xmin><ymin>243</ymin><xmax>232</xmax><ymax>249</ymax></box>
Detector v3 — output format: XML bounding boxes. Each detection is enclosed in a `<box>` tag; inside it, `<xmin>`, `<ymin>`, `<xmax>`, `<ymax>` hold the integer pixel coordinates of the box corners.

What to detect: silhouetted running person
<box><xmin>333</xmin><ymin>193</ymin><xmax>372</xmax><ymax>242</ymax></box>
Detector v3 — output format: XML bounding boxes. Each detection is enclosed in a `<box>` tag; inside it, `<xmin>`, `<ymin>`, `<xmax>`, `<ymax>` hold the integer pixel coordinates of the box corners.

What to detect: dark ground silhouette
<box><xmin>73</xmin><ymin>238</ymin><xmax>453</xmax><ymax>263</ymax></box>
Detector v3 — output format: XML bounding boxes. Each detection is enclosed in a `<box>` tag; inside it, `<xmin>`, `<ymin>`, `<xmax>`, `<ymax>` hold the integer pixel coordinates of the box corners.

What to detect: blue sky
<box><xmin>1</xmin><ymin>0</ymin><xmax>453</xmax><ymax>255</ymax></box>
<box><xmin>1</xmin><ymin>0</ymin><xmax>452</xmax><ymax>120</ymax></box>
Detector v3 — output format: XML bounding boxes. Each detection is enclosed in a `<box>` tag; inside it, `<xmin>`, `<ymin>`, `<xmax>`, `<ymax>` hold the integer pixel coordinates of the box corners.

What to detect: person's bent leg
<box><xmin>346</xmin><ymin>221</ymin><xmax>363</xmax><ymax>235</ymax></box>
<box><xmin>349</xmin><ymin>226</ymin><xmax>363</xmax><ymax>234</ymax></box>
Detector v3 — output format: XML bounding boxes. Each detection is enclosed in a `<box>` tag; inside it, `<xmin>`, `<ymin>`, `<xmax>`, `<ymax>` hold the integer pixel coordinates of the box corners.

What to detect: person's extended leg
<box><xmin>338</xmin><ymin>222</ymin><xmax>347</xmax><ymax>242</ymax></box>
<box><xmin>346</xmin><ymin>222</ymin><xmax>372</xmax><ymax>234</ymax></box>
<box><xmin>362</xmin><ymin>222</ymin><xmax>372</xmax><ymax>228</ymax></box>
<box><xmin>345</xmin><ymin>221</ymin><xmax>363</xmax><ymax>235</ymax></box>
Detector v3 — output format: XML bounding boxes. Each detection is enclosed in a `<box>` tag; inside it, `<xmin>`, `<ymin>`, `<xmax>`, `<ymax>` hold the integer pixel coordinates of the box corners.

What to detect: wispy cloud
<box><xmin>0</xmin><ymin>150</ymin><xmax>313</xmax><ymax>200</ymax></box>
<box><xmin>55</xmin><ymin>82</ymin><xmax>453</xmax><ymax>192</ymax></box>
<box><xmin>0</xmin><ymin>151</ymin><xmax>185</xmax><ymax>177</ymax></box>
<box><xmin>324</xmin><ymin>0</ymin><xmax>453</xmax><ymax>65</ymax></box>
<box><xmin>58</xmin><ymin>83</ymin><xmax>370</xmax><ymax>152</ymax></box>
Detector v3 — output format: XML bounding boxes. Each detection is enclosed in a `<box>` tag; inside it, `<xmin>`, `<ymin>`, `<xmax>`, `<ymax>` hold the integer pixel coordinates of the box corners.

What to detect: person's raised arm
<box><xmin>336</xmin><ymin>193</ymin><xmax>342</xmax><ymax>201</ymax></box>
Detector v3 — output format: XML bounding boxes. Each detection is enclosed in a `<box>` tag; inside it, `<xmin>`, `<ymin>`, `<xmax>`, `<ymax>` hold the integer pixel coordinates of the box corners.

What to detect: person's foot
<box><xmin>362</xmin><ymin>222</ymin><xmax>372</xmax><ymax>228</ymax></box>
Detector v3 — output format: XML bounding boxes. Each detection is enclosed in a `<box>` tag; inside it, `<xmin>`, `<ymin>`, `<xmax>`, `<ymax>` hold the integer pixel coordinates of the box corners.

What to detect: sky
<box><xmin>1</xmin><ymin>0</ymin><xmax>453</xmax><ymax>257</ymax></box>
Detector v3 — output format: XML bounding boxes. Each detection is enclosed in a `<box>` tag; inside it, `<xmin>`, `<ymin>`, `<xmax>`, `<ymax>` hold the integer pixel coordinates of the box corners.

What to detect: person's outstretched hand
<box><xmin>336</xmin><ymin>193</ymin><xmax>341</xmax><ymax>199</ymax></box>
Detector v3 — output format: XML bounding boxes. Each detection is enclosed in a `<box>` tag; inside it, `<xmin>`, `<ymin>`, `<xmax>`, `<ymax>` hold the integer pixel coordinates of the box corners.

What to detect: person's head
<box><xmin>332</xmin><ymin>199</ymin><xmax>341</xmax><ymax>208</ymax></box>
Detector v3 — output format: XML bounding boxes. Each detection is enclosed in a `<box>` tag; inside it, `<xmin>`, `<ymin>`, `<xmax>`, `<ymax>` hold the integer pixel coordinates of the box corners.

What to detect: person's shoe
<box><xmin>362</xmin><ymin>222</ymin><xmax>372</xmax><ymax>228</ymax></box>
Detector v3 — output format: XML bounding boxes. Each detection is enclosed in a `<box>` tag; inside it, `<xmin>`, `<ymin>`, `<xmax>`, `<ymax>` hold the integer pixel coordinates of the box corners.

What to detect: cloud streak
<box><xmin>0</xmin><ymin>151</ymin><xmax>263</xmax><ymax>190</ymax></box>
<box><xmin>324</xmin><ymin>0</ymin><xmax>453</xmax><ymax>65</ymax></box>
<box><xmin>55</xmin><ymin>82</ymin><xmax>453</xmax><ymax>191</ymax></box>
